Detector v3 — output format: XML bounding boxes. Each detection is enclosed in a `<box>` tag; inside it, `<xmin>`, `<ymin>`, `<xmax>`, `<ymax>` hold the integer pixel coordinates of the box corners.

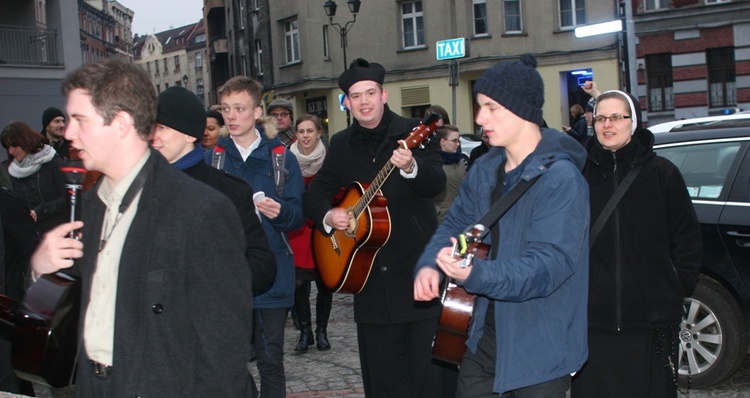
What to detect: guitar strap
<box><xmin>475</xmin><ymin>174</ymin><xmax>541</xmax><ymax>242</ymax></box>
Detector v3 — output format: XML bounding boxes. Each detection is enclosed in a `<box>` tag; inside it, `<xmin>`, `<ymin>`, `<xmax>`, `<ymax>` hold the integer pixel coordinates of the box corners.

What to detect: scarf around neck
<box><xmin>8</xmin><ymin>144</ymin><xmax>56</xmax><ymax>178</ymax></box>
<box><xmin>350</xmin><ymin>104</ymin><xmax>394</xmax><ymax>158</ymax></box>
<box><xmin>440</xmin><ymin>150</ymin><xmax>463</xmax><ymax>165</ymax></box>
<box><xmin>291</xmin><ymin>139</ymin><xmax>326</xmax><ymax>177</ymax></box>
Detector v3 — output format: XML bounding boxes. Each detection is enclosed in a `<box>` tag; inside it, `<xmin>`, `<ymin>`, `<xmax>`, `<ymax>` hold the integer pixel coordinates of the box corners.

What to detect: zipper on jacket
<box><xmin>611</xmin><ymin>151</ymin><xmax>623</xmax><ymax>331</ymax></box>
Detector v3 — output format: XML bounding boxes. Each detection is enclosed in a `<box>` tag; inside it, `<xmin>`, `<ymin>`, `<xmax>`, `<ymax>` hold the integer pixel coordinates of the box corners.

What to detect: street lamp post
<box><xmin>324</xmin><ymin>0</ymin><xmax>362</xmax><ymax>126</ymax></box>
<box><xmin>574</xmin><ymin>0</ymin><xmax>636</xmax><ymax>94</ymax></box>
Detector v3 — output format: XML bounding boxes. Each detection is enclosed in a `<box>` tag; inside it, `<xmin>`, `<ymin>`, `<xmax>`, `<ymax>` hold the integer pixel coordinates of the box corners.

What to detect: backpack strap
<box><xmin>211</xmin><ymin>146</ymin><xmax>225</xmax><ymax>170</ymax></box>
<box><xmin>271</xmin><ymin>144</ymin><xmax>288</xmax><ymax>197</ymax></box>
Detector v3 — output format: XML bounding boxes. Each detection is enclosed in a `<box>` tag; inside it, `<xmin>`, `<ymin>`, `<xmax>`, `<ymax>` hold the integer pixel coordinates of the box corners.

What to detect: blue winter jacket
<box><xmin>416</xmin><ymin>129</ymin><xmax>590</xmax><ymax>394</ymax></box>
<box><xmin>204</xmin><ymin>123</ymin><xmax>305</xmax><ymax>309</ymax></box>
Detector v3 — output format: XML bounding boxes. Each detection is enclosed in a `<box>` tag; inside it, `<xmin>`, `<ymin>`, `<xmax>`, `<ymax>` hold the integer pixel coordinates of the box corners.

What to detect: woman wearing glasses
<box><xmin>434</xmin><ymin>124</ymin><xmax>466</xmax><ymax>223</ymax></box>
<box><xmin>571</xmin><ymin>90</ymin><xmax>703</xmax><ymax>397</ymax></box>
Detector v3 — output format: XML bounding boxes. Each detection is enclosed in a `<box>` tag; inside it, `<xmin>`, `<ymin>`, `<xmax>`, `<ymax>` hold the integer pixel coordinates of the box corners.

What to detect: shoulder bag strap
<box><xmin>589</xmin><ymin>163</ymin><xmax>644</xmax><ymax>250</ymax></box>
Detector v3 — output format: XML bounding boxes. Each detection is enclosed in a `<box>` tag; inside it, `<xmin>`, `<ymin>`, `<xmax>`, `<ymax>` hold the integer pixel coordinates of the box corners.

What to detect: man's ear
<box><xmin>112</xmin><ymin>111</ymin><xmax>135</xmax><ymax>138</ymax></box>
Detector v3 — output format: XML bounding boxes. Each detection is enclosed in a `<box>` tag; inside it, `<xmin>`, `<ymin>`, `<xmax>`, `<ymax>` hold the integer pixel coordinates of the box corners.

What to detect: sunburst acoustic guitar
<box><xmin>312</xmin><ymin>113</ymin><xmax>440</xmax><ymax>294</ymax></box>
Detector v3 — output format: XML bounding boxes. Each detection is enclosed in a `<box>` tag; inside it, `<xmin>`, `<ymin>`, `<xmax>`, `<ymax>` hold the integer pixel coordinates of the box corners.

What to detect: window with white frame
<box><xmin>473</xmin><ymin>0</ymin><xmax>488</xmax><ymax>36</ymax></box>
<box><xmin>174</xmin><ymin>55</ymin><xmax>180</xmax><ymax>70</ymax></box>
<box><xmin>284</xmin><ymin>19</ymin><xmax>300</xmax><ymax>64</ymax></box>
<box><xmin>504</xmin><ymin>0</ymin><xmax>522</xmax><ymax>33</ymax></box>
<box><xmin>401</xmin><ymin>1</ymin><xmax>424</xmax><ymax>48</ymax></box>
<box><xmin>645</xmin><ymin>0</ymin><xmax>669</xmax><ymax>11</ymax></box>
<box><xmin>323</xmin><ymin>25</ymin><xmax>330</xmax><ymax>60</ymax></box>
<box><xmin>708</xmin><ymin>47</ymin><xmax>737</xmax><ymax>108</ymax></box>
<box><xmin>646</xmin><ymin>53</ymin><xmax>674</xmax><ymax>112</ymax></box>
<box><xmin>197</xmin><ymin>78</ymin><xmax>204</xmax><ymax>94</ymax></box>
<box><xmin>195</xmin><ymin>52</ymin><xmax>203</xmax><ymax>68</ymax></box>
<box><xmin>239</xmin><ymin>1</ymin><xmax>246</xmax><ymax>30</ymax></box>
<box><xmin>559</xmin><ymin>0</ymin><xmax>585</xmax><ymax>28</ymax></box>
<box><xmin>255</xmin><ymin>40</ymin><xmax>264</xmax><ymax>75</ymax></box>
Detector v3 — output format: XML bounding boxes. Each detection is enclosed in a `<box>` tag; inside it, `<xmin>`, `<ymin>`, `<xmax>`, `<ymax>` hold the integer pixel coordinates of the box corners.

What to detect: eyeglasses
<box><xmin>594</xmin><ymin>114</ymin><xmax>632</xmax><ymax>124</ymax></box>
<box><xmin>269</xmin><ymin>112</ymin><xmax>290</xmax><ymax>118</ymax></box>
<box><xmin>445</xmin><ymin>138</ymin><xmax>460</xmax><ymax>143</ymax></box>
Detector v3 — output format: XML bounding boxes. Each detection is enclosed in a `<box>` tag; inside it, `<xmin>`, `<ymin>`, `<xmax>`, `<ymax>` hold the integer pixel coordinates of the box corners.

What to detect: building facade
<box><xmin>236</xmin><ymin>0</ymin><xmax>624</xmax><ymax>134</ymax></box>
<box><xmin>633</xmin><ymin>0</ymin><xmax>750</xmax><ymax>124</ymax></box>
<box><xmin>204</xmin><ymin>0</ymin><xmax>749</xmax><ymax>133</ymax></box>
<box><xmin>0</xmin><ymin>0</ymin><xmax>82</xmax><ymax>139</ymax></box>
<box><xmin>133</xmin><ymin>21</ymin><xmax>212</xmax><ymax>105</ymax></box>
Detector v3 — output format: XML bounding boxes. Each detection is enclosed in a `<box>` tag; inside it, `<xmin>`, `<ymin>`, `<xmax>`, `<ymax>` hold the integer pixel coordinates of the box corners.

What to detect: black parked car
<box><xmin>653</xmin><ymin>120</ymin><xmax>750</xmax><ymax>388</ymax></box>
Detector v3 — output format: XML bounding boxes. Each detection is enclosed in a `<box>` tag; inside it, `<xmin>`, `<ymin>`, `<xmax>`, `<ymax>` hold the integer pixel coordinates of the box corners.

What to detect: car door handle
<box><xmin>727</xmin><ymin>231</ymin><xmax>750</xmax><ymax>238</ymax></box>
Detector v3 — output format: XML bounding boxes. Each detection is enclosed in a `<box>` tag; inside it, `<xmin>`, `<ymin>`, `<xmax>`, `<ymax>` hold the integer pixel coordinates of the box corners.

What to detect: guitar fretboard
<box><xmin>351</xmin><ymin>161</ymin><xmax>397</xmax><ymax>218</ymax></box>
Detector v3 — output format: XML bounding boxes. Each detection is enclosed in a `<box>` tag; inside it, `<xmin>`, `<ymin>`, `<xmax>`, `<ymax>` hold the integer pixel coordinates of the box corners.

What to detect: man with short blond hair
<box><xmin>207</xmin><ymin>75</ymin><xmax>305</xmax><ymax>398</ymax></box>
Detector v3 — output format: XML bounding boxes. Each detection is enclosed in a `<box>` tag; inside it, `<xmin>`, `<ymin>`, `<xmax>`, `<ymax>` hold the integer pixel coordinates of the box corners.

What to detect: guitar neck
<box><xmin>347</xmin><ymin>112</ymin><xmax>440</xmax><ymax>219</ymax></box>
<box><xmin>351</xmin><ymin>162</ymin><xmax>398</xmax><ymax>218</ymax></box>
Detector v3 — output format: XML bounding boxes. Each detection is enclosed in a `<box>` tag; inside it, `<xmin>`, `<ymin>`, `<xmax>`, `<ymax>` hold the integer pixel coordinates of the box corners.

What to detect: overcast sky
<box><xmin>123</xmin><ymin>0</ymin><xmax>204</xmax><ymax>37</ymax></box>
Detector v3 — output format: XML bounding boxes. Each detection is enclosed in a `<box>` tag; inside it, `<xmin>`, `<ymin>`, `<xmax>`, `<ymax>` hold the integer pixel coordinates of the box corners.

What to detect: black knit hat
<box><xmin>156</xmin><ymin>87</ymin><xmax>206</xmax><ymax>141</ymax></box>
<box><xmin>338</xmin><ymin>58</ymin><xmax>386</xmax><ymax>94</ymax></box>
<box><xmin>41</xmin><ymin>107</ymin><xmax>65</xmax><ymax>132</ymax></box>
<box><xmin>473</xmin><ymin>54</ymin><xmax>544</xmax><ymax>125</ymax></box>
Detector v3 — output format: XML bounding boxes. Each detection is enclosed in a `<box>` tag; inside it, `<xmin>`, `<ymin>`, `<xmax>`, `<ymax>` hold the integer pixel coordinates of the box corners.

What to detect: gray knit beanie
<box><xmin>473</xmin><ymin>53</ymin><xmax>544</xmax><ymax>125</ymax></box>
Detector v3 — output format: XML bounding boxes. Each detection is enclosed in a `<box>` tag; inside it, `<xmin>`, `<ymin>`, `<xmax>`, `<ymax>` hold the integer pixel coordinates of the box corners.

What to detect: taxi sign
<box><xmin>436</xmin><ymin>38</ymin><xmax>466</xmax><ymax>60</ymax></box>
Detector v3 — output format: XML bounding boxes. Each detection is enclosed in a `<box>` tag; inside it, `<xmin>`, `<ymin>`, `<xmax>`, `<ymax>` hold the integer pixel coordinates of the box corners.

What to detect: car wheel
<box><xmin>678</xmin><ymin>275</ymin><xmax>748</xmax><ymax>388</ymax></box>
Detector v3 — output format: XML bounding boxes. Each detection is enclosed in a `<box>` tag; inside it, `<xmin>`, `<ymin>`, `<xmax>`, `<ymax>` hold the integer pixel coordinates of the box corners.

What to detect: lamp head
<box><xmin>324</xmin><ymin>0</ymin><xmax>338</xmax><ymax>17</ymax></box>
<box><xmin>347</xmin><ymin>0</ymin><xmax>361</xmax><ymax>15</ymax></box>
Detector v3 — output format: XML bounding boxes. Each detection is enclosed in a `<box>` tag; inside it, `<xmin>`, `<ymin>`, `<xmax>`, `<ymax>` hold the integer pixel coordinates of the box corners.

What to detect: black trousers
<box><xmin>356</xmin><ymin>317</ymin><xmax>458</xmax><ymax>397</ymax></box>
<box><xmin>457</xmin><ymin>306</ymin><xmax>570</xmax><ymax>398</ymax></box>
<box><xmin>571</xmin><ymin>327</ymin><xmax>679</xmax><ymax>398</ymax></box>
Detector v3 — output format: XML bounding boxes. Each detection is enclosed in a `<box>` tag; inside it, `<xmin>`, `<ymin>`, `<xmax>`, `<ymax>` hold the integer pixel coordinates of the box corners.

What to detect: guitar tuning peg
<box><xmin>419</xmin><ymin>143</ymin><xmax>426</xmax><ymax>150</ymax></box>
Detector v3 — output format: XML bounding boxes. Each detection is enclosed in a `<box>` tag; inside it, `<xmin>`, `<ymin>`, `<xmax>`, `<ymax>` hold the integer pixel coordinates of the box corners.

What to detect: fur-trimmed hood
<box><xmin>256</xmin><ymin>116</ymin><xmax>279</xmax><ymax>140</ymax></box>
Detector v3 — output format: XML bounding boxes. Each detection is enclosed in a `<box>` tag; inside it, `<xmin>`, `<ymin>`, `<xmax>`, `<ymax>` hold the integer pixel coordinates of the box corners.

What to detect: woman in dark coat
<box><xmin>1</xmin><ymin>121</ymin><xmax>67</xmax><ymax>236</ymax></box>
<box><xmin>571</xmin><ymin>90</ymin><xmax>703</xmax><ymax>397</ymax></box>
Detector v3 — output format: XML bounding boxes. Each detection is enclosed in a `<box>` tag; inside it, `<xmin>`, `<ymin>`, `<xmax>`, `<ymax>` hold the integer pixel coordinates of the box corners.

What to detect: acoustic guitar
<box><xmin>432</xmin><ymin>226</ymin><xmax>489</xmax><ymax>365</ymax></box>
<box><xmin>0</xmin><ymin>272</ymin><xmax>80</xmax><ymax>388</ymax></box>
<box><xmin>312</xmin><ymin>113</ymin><xmax>440</xmax><ymax>294</ymax></box>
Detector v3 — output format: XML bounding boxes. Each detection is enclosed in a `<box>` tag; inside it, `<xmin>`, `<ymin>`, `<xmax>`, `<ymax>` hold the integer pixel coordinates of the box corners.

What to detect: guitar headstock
<box><xmin>451</xmin><ymin>224</ymin><xmax>489</xmax><ymax>268</ymax></box>
<box><xmin>403</xmin><ymin>112</ymin><xmax>441</xmax><ymax>150</ymax></box>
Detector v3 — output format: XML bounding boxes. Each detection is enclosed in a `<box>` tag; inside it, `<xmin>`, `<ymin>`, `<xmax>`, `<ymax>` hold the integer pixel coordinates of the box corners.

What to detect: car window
<box><xmin>656</xmin><ymin>142</ymin><xmax>741</xmax><ymax>199</ymax></box>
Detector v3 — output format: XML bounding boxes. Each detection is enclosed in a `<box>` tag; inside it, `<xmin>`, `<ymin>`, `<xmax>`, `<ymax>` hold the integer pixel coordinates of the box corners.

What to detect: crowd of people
<box><xmin>0</xmin><ymin>55</ymin><xmax>702</xmax><ymax>398</ymax></box>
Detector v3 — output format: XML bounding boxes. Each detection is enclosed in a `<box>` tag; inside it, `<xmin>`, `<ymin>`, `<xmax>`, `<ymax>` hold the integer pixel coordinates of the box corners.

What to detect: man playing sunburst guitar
<box><xmin>415</xmin><ymin>54</ymin><xmax>590</xmax><ymax>397</ymax></box>
<box><xmin>303</xmin><ymin>58</ymin><xmax>456</xmax><ymax>397</ymax></box>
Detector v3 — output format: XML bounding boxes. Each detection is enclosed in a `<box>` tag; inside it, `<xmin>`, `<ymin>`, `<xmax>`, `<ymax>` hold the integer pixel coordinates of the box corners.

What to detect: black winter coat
<box><xmin>183</xmin><ymin>161</ymin><xmax>276</xmax><ymax>295</ymax></box>
<box><xmin>584</xmin><ymin>118</ymin><xmax>702</xmax><ymax>330</ymax></box>
<box><xmin>4</xmin><ymin>155</ymin><xmax>67</xmax><ymax>236</ymax></box>
<box><xmin>0</xmin><ymin>188</ymin><xmax>38</xmax><ymax>300</ymax></box>
<box><xmin>303</xmin><ymin>109</ymin><xmax>447</xmax><ymax>324</ymax></box>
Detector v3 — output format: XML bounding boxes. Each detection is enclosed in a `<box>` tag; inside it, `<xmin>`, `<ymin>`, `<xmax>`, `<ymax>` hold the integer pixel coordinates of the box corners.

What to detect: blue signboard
<box><xmin>436</xmin><ymin>38</ymin><xmax>466</xmax><ymax>60</ymax></box>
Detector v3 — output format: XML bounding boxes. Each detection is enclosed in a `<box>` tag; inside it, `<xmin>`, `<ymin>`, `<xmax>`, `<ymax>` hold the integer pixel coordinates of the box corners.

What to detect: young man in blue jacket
<box><xmin>414</xmin><ymin>54</ymin><xmax>590</xmax><ymax>397</ymax></box>
<box><xmin>205</xmin><ymin>76</ymin><xmax>305</xmax><ymax>397</ymax></box>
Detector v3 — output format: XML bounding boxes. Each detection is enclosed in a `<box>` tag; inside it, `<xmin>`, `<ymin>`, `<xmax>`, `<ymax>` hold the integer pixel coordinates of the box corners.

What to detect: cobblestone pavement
<box><xmin>28</xmin><ymin>287</ymin><xmax>750</xmax><ymax>397</ymax></box>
